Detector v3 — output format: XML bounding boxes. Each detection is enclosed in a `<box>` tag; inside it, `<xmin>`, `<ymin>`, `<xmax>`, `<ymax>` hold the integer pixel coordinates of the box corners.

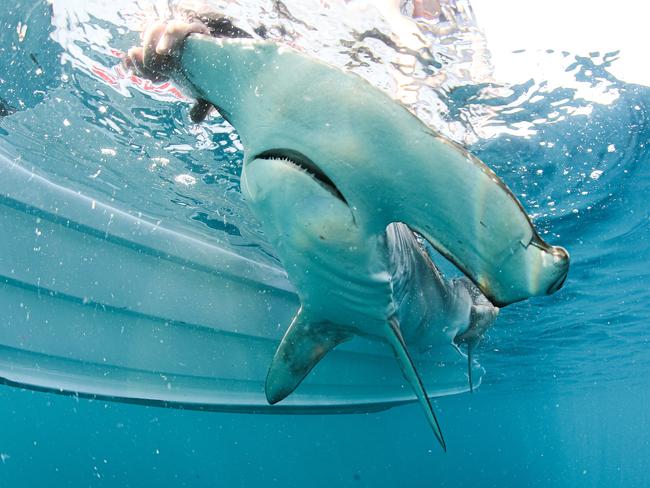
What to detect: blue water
<box><xmin>1</xmin><ymin>1</ymin><xmax>649</xmax><ymax>486</ymax></box>
<box><xmin>2</xmin><ymin>385</ymin><xmax>649</xmax><ymax>486</ymax></box>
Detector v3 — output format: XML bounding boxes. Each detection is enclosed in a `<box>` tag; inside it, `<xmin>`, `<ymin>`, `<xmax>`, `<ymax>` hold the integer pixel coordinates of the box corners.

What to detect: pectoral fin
<box><xmin>265</xmin><ymin>308</ymin><xmax>351</xmax><ymax>404</ymax></box>
<box><xmin>386</xmin><ymin>317</ymin><xmax>446</xmax><ymax>451</ymax></box>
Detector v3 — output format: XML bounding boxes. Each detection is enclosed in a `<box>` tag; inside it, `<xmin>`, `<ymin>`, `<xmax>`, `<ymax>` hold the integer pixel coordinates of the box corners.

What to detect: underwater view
<box><xmin>0</xmin><ymin>0</ymin><xmax>649</xmax><ymax>486</ymax></box>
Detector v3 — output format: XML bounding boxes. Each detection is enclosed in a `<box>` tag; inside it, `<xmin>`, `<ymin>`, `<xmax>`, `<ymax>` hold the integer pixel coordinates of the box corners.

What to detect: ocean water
<box><xmin>1</xmin><ymin>1</ymin><xmax>649</xmax><ymax>486</ymax></box>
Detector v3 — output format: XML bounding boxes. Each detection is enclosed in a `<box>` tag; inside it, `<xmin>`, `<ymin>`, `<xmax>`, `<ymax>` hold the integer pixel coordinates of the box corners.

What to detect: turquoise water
<box><xmin>2</xmin><ymin>385</ymin><xmax>649</xmax><ymax>486</ymax></box>
<box><xmin>1</xmin><ymin>1</ymin><xmax>649</xmax><ymax>486</ymax></box>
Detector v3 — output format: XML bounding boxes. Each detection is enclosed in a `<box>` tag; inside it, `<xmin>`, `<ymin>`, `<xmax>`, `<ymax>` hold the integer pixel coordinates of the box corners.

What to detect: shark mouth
<box><xmin>254</xmin><ymin>149</ymin><xmax>348</xmax><ymax>204</ymax></box>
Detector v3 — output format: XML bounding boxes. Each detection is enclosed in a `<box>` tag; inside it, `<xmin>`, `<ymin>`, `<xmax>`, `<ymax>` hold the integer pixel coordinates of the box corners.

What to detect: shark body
<box><xmin>163</xmin><ymin>34</ymin><xmax>570</xmax><ymax>449</ymax></box>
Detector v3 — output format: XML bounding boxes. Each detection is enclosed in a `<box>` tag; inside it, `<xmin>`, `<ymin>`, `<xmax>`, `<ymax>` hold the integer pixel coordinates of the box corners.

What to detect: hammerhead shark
<box><xmin>126</xmin><ymin>20</ymin><xmax>569</xmax><ymax>451</ymax></box>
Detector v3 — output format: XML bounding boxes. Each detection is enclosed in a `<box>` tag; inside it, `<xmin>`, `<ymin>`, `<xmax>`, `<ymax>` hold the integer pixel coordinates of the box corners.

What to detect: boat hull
<box><xmin>0</xmin><ymin>154</ymin><xmax>478</xmax><ymax>412</ymax></box>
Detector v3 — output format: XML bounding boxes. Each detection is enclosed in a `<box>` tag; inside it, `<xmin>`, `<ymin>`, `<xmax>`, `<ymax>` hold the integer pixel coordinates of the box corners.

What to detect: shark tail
<box><xmin>265</xmin><ymin>308</ymin><xmax>351</xmax><ymax>404</ymax></box>
<box><xmin>386</xmin><ymin>317</ymin><xmax>446</xmax><ymax>451</ymax></box>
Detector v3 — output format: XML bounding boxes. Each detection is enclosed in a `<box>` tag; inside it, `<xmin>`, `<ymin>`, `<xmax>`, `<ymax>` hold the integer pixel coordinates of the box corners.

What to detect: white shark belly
<box><xmin>242</xmin><ymin>156</ymin><xmax>396</xmax><ymax>332</ymax></box>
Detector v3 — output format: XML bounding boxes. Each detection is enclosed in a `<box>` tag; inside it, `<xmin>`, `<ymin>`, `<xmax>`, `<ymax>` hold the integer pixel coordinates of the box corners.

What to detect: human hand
<box><xmin>125</xmin><ymin>19</ymin><xmax>214</xmax><ymax>122</ymax></box>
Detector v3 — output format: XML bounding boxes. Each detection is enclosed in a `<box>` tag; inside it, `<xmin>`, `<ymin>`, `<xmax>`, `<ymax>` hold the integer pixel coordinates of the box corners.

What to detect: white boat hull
<box><xmin>0</xmin><ymin>154</ymin><xmax>477</xmax><ymax>412</ymax></box>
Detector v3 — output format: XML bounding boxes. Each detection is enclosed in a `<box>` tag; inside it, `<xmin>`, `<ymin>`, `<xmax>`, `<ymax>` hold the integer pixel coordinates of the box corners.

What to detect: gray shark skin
<box><xmin>158</xmin><ymin>34</ymin><xmax>569</xmax><ymax>449</ymax></box>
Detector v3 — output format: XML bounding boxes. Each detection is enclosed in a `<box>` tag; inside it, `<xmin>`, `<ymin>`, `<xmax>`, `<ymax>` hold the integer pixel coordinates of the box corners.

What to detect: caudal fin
<box><xmin>386</xmin><ymin>318</ymin><xmax>446</xmax><ymax>451</ymax></box>
<box><xmin>265</xmin><ymin>308</ymin><xmax>351</xmax><ymax>404</ymax></box>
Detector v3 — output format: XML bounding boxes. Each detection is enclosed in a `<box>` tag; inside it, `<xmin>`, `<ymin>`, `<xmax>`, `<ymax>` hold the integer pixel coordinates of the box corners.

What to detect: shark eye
<box><xmin>254</xmin><ymin>149</ymin><xmax>347</xmax><ymax>204</ymax></box>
